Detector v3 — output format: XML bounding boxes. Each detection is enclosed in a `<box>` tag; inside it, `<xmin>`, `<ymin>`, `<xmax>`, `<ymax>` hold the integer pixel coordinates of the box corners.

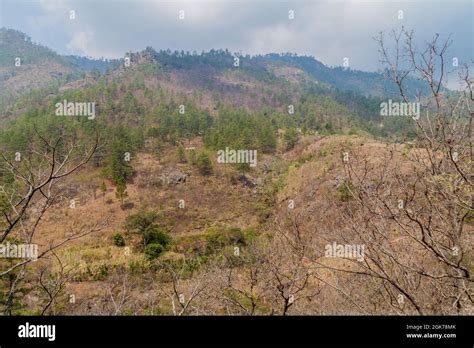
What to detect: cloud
<box><xmin>1</xmin><ymin>0</ymin><xmax>472</xmax><ymax>76</ymax></box>
<box><xmin>66</xmin><ymin>30</ymin><xmax>94</xmax><ymax>56</ymax></box>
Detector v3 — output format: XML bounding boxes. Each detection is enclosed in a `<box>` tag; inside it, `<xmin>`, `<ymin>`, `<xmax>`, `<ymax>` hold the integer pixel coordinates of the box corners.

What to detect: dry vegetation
<box><xmin>1</xmin><ymin>28</ymin><xmax>472</xmax><ymax>316</ymax></box>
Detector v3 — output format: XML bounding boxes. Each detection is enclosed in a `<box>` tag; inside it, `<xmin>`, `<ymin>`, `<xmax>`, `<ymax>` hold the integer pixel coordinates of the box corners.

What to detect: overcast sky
<box><xmin>1</xmin><ymin>0</ymin><xmax>472</xmax><ymax>76</ymax></box>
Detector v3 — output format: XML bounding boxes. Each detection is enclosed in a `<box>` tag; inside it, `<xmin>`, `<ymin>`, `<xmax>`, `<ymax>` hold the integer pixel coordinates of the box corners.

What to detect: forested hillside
<box><xmin>0</xmin><ymin>27</ymin><xmax>471</xmax><ymax>317</ymax></box>
<box><xmin>0</xmin><ymin>28</ymin><xmax>118</xmax><ymax>108</ymax></box>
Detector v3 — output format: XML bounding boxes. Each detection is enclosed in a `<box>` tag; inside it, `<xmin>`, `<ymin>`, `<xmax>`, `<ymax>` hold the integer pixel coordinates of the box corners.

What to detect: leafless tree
<box><xmin>0</xmin><ymin>126</ymin><xmax>104</xmax><ymax>314</ymax></box>
<box><xmin>321</xmin><ymin>28</ymin><xmax>473</xmax><ymax>314</ymax></box>
<box><xmin>154</xmin><ymin>259</ymin><xmax>211</xmax><ymax>315</ymax></box>
<box><xmin>36</xmin><ymin>252</ymin><xmax>72</xmax><ymax>315</ymax></box>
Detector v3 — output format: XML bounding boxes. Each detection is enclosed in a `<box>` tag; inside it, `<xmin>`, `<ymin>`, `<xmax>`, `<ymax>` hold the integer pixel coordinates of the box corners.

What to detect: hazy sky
<box><xmin>1</xmin><ymin>0</ymin><xmax>472</xmax><ymax>75</ymax></box>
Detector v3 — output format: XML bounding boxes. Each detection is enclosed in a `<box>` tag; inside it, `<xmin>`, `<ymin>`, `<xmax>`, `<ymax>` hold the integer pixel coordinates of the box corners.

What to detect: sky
<box><xmin>1</xmin><ymin>0</ymin><xmax>472</xmax><ymax>78</ymax></box>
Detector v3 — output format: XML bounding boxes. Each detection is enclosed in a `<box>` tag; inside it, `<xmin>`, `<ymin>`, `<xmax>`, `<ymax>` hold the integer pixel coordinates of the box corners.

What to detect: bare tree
<box><xmin>155</xmin><ymin>259</ymin><xmax>211</xmax><ymax>315</ymax></box>
<box><xmin>0</xmin><ymin>126</ymin><xmax>104</xmax><ymax>314</ymax></box>
<box><xmin>321</xmin><ymin>28</ymin><xmax>473</xmax><ymax>314</ymax></box>
<box><xmin>104</xmin><ymin>272</ymin><xmax>134</xmax><ymax>315</ymax></box>
<box><xmin>36</xmin><ymin>252</ymin><xmax>72</xmax><ymax>315</ymax></box>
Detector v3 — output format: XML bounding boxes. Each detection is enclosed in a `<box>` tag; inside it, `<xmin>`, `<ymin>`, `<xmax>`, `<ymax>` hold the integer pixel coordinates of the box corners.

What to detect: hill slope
<box><xmin>0</xmin><ymin>28</ymin><xmax>117</xmax><ymax>108</ymax></box>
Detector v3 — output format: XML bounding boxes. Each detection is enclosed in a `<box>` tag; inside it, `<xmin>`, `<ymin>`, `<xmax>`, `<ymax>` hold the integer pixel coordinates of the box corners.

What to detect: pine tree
<box><xmin>100</xmin><ymin>181</ymin><xmax>107</xmax><ymax>199</ymax></box>
<box><xmin>197</xmin><ymin>152</ymin><xmax>213</xmax><ymax>176</ymax></box>
<box><xmin>284</xmin><ymin>128</ymin><xmax>299</xmax><ymax>150</ymax></box>
<box><xmin>115</xmin><ymin>180</ymin><xmax>128</xmax><ymax>205</ymax></box>
<box><xmin>177</xmin><ymin>145</ymin><xmax>186</xmax><ymax>163</ymax></box>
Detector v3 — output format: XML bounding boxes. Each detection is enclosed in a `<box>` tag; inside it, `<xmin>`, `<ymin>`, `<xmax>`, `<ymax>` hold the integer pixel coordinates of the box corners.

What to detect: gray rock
<box><xmin>160</xmin><ymin>168</ymin><xmax>189</xmax><ymax>185</ymax></box>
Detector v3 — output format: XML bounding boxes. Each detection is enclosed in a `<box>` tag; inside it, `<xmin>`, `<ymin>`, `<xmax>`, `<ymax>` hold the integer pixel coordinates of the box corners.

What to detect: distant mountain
<box><xmin>63</xmin><ymin>55</ymin><xmax>120</xmax><ymax>74</ymax></box>
<box><xmin>0</xmin><ymin>28</ymin><xmax>63</xmax><ymax>66</ymax></box>
<box><xmin>0</xmin><ymin>27</ymin><xmax>431</xmax><ymax>109</ymax></box>
<box><xmin>0</xmin><ymin>28</ymin><xmax>117</xmax><ymax>107</ymax></box>
<box><xmin>262</xmin><ymin>54</ymin><xmax>430</xmax><ymax>98</ymax></box>
<box><xmin>0</xmin><ymin>28</ymin><xmax>428</xmax><ymax>138</ymax></box>
<box><xmin>126</xmin><ymin>47</ymin><xmax>429</xmax><ymax>99</ymax></box>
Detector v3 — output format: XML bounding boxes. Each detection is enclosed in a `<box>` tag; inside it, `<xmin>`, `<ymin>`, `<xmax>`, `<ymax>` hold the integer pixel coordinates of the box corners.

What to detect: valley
<box><xmin>0</xmin><ymin>27</ymin><xmax>472</xmax><ymax>316</ymax></box>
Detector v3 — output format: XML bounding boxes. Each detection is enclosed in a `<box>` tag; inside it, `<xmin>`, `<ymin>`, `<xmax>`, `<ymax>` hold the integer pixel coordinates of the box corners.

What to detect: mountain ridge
<box><xmin>1</xmin><ymin>27</ymin><xmax>430</xmax><ymax>111</ymax></box>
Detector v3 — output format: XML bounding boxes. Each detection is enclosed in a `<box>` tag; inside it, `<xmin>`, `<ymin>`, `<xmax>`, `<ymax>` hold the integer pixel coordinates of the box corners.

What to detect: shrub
<box><xmin>336</xmin><ymin>179</ymin><xmax>354</xmax><ymax>202</ymax></box>
<box><xmin>143</xmin><ymin>227</ymin><xmax>171</xmax><ymax>248</ymax></box>
<box><xmin>125</xmin><ymin>211</ymin><xmax>159</xmax><ymax>233</ymax></box>
<box><xmin>124</xmin><ymin>211</ymin><xmax>172</xmax><ymax>252</ymax></box>
<box><xmin>284</xmin><ymin>128</ymin><xmax>299</xmax><ymax>150</ymax></box>
<box><xmin>112</xmin><ymin>233</ymin><xmax>125</xmax><ymax>247</ymax></box>
<box><xmin>206</xmin><ymin>227</ymin><xmax>246</xmax><ymax>254</ymax></box>
<box><xmin>100</xmin><ymin>181</ymin><xmax>107</xmax><ymax>196</ymax></box>
<box><xmin>197</xmin><ymin>152</ymin><xmax>213</xmax><ymax>175</ymax></box>
<box><xmin>177</xmin><ymin>145</ymin><xmax>187</xmax><ymax>163</ymax></box>
<box><xmin>189</xmin><ymin>149</ymin><xmax>197</xmax><ymax>165</ymax></box>
<box><xmin>144</xmin><ymin>243</ymin><xmax>164</xmax><ymax>260</ymax></box>
<box><xmin>115</xmin><ymin>179</ymin><xmax>128</xmax><ymax>204</ymax></box>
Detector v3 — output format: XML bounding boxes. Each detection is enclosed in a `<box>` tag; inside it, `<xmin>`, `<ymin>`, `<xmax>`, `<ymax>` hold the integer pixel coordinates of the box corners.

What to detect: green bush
<box><xmin>115</xmin><ymin>179</ymin><xmax>128</xmax><ymax>204</ymax></box>
<box><xmin>125</xmin><ymin>211</ymin><xmax>159</xmax><ymax>233</ymax></box>
<box><xmin>177</xmin><ymin>145</ymin><xmax>187</xmax><ymax>163</ymax></box>
<box><xmin>197</xmin><ymin>152</ymin><xmax>213</xmax><ymax>176</ymax></box>
<box><xmin>206</xmin><ymin>227</ymin><xmax>246</xmax><ymax>254</ymax></box>
<box><xmin>336</xmin><ymin>180</ymin><xmax>354</xmax><ymax>202</ymax></box>
<box><xmin>112</xmin><ymin>233</ymin><xmax>125</xmax><ymax>247</ymax></box>
<box><xmin>124</xmin><ymin>211</ymin><xmax>172</xmax><ymax>253</ymax></box>
<box><xmin>188</xmin><ymin>149</ymin><xmax>197</xmax><ymax>165</ymax></box>
<box><xmin>144</xmin><ymin>243</ymin><xmax>164</xmax><ymax>260</ymax></box>
<box><xmin>284</xmin><ymin>128</ymin><xmax>299</xmax><ymax>150</ymax></box>
<box><xmin>143</xmin><ymin>227</ymin><xmax>171</xmax><ymax>248</ymax></box>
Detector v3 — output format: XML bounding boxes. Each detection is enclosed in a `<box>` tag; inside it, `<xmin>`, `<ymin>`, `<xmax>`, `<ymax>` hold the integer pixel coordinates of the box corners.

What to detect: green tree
<box><xmin>115</xmin><ymin>180</ymin><xmax>128</xmax><ymax>205</ymax></box>
<box><xmin>125</xmin><ymin>211</ymin><xmax>159</xmax><ymax>233</ymax></box>
<box><xmin>284</xmin><ymin>128</ymin><xmax>299</xmax><ymax>150</ymax></box>
<box><xmin>103</xmin><ymin>126</ymin><xmax>134</xmax><ymax>185</ymax></box>
<box><xmin>100</xmin><ymin>181</ymin><xmax>107</xmax><ymax>198</ymax></box>
<box><xmin>124</xmin><ymin>211</ymin><xmax>171</xmax><ymax>251</ymax></box>
<box><xmin>177</xmin><ymin>145</ymin><xmax>186</xmax><ymax>163</ymax></box>
<box><xmin>197</xmin><ymin>152</ymin><xmax>213</xmax><ymax>176</ymax></box>
<box><xmin>189</xmin><ymin>149</ymin><xmax>197</xmax><ymax>165</ymax></box>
